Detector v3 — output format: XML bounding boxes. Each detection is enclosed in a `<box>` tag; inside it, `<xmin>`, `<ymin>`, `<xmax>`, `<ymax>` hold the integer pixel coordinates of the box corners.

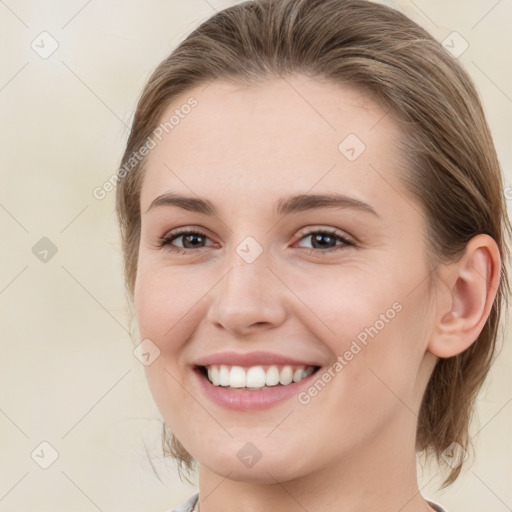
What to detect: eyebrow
<box><xmin>145</xmin><ymin>191</ymin><xmax>379</xmax><ymax>218</ymax></box>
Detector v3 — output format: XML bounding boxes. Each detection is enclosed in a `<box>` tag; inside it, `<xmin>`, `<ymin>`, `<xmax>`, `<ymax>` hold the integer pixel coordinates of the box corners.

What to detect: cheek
<box><xmin>299</xmin><ymin>263</ymin><xmax>429</xmax><ymax>403</ymax></box>
<box><xmin>134</xmin><ymin>264</ymin><xmax>203</xmax><ymax>430</ymax></box>
<box><xmin>134</xmin><ymin>262</ymin><xmax>214</xmax><ymax>409</ymax></box>
<box><xmin>134</xmin><ymin>262</ymin><xmax>205</xmax><ymax>344</ymax></box>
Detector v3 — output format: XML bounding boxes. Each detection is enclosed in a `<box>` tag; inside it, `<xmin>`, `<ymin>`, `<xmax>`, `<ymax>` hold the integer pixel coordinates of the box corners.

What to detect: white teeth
<box><xmin>303</xmin><ymin>367</ymin><xmax>315</xmax><ymax>379</ymax></box>
<box><xmin>293</xmin><ymin>368</ymin><xmax>305</xmax><ymax>382</ymax></box>
<box><xmin>218</xmin><ymin>365</ymin><xmax>230</xmax><ymax>386</ymax></box>
<box><xmin>265</xmin><ymin>366</ymin><xmax>280</xmax><ymax>386</ymax></box>
<box><xmin>204</xmin><ymin>364</ymin><xmax>317</xmax><ymax>389</ymax></box>
<box><xmin>229</xmin><ymin>366</ymin><xmax>246</xmax><ymax>388</ymax></box>
<box><xmin>207</xmin><ymin>366</ymin><xmax>219</xmax><ymax>385</ymax></box>
<box><xmin>279</xmin><ymin>366</ymin><xmax>293</xmax><ymax>385</ymax></box>
<box><xmin>247</xmin><ymin>366</ymin><xmax>267</xmax><ymax>388</ymax></box>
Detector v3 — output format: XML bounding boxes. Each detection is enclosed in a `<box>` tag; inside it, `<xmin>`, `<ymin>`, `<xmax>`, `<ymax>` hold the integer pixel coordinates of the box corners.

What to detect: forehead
<box><xmin>140</xmin><ymin>74</ymin><xmax>411</xmax><ymax>220</ymax></box>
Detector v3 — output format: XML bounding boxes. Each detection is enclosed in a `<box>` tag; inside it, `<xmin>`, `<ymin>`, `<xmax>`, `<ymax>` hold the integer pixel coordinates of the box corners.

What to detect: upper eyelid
<box><xmin>296</xmin><ymin>226</ymin><xmax>353</xmax><ymax>241</ymax></box>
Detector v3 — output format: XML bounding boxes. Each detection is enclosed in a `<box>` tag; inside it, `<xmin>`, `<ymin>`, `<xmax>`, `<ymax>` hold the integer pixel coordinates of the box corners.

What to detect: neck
<box><xmin>196</xmin><ymin>411</ymin><xmax>435</xmax><ymax>512</ymax></box>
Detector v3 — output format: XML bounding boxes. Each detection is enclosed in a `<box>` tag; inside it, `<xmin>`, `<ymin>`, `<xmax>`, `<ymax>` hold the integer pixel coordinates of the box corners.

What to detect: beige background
<box><xmin>0</xmin><ymin>1</ymin><xmax>510</xmax><ymax>511</ymax></box>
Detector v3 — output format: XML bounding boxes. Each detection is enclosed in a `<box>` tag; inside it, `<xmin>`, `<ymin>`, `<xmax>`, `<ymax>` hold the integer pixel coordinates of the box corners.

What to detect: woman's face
<box><xmin>135</xmin><ymin>74</ymin><xmax>439</xmax><ymax>482</ymax></box>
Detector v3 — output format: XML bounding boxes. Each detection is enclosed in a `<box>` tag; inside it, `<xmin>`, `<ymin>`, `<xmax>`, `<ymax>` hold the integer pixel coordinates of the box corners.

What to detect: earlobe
<box><xmin>428</xmin><ymin>234</ymin><xmax>501</xmax><ymax>359</ymax></box>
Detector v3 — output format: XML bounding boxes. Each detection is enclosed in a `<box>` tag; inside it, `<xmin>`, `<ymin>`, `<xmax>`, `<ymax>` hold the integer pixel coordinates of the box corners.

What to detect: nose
<box><xmin>205</xmin><ymin>254</ymin><xmax>288</xmax><ymax>337</ymax></box>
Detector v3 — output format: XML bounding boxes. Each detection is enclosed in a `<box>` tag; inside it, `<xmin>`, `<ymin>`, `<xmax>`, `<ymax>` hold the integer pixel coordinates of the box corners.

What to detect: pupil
<box><xmin>313</xmin><ymin>233</ymin><xmax>335</xmax><ymax>249</ymax></box>
<box><xmin>184</xmin><ymin>234</ymin><xmax>203</xmax><ymax>248</ymax></box>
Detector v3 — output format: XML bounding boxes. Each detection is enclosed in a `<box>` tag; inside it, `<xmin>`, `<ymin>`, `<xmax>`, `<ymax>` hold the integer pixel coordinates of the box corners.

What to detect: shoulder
<box><xmin>427</xmin><ymin>499</ymin><xmax>450</xmax><ymax>512</ymax></box>
<box><xmin>164</xmin><ymin>492</ymin><xmax>199</xmax><ymax>512</ymax></box>
<box><xmin>165</xmin><ymin>494</ymin><xmax>447</xmax><ymax>512</ymax></box>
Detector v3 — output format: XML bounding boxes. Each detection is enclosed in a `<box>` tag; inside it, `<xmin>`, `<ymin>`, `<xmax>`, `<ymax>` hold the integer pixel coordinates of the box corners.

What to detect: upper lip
<box><xmin>194</xmin><ymin>351</ymin><xmax>321</xmax><ymax>368</ymax></box>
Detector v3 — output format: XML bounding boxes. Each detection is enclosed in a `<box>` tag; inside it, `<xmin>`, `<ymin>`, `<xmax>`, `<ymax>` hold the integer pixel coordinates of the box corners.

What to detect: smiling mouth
<box><xmin>197</xmin><ymin>364</ymin><xmax>321</xmax><ymax>390</ymax></box>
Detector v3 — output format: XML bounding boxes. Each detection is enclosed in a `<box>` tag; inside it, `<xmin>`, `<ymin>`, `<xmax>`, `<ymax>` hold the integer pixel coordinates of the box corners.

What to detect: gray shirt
<box><xmin>170</xmin><ymin>492</ymin><xmax>448</xmax><ymax>511</ymax></box>
<box><xmin>171</xmin><ymin>492</ymin><xmax>199</xmax><ymax>512</ymax></box>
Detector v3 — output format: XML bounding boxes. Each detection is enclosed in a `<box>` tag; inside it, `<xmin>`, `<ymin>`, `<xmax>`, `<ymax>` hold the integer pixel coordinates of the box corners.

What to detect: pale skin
<box><xmin>134</xmin><ymin>74</ymin><xmax>501</xmax><ymax>512</ymax></box>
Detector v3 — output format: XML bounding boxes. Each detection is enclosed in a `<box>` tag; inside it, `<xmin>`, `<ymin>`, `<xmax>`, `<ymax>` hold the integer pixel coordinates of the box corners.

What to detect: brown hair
<box><xmin>115</xmin><ymin>0</ymin><xmax>511</xmax><ymax>487</ymax></box>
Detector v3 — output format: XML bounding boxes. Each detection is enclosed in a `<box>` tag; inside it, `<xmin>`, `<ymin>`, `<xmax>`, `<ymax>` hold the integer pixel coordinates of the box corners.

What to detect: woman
<box><xmin>115</xmin><ymin>1</ymin><xmax>511</xmax><ymax>511</ymax></box>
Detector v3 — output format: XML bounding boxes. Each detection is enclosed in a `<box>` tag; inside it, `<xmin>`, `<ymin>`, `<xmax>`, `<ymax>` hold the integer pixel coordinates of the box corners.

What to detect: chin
<box><xmin>198</xmin><ymin>448</ymin><xmax>308</xmax><ymax>484</ymax></box>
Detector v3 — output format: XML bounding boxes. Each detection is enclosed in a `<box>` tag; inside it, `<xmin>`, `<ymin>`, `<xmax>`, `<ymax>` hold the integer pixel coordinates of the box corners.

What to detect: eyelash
<box><xmin>156</xmin><ymin>227</ymin><xmax>354</xmax><ymax>256</ymax></box>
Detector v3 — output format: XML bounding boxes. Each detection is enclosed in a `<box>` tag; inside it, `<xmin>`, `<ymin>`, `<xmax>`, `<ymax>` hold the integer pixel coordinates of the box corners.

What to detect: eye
<box><xmin>157</xmin><ymin>228</ymin><xmax>214</xmax><ymax>254</ymax></box>
<box><xmin>156</xmin><ymin>227</ymin><xmax>354</xmax><ymax>255</ymax></box>
<box><xmin>295</xmin><ymin>228</ymin><xmax>354</xmax><ymax>254</ymax></box>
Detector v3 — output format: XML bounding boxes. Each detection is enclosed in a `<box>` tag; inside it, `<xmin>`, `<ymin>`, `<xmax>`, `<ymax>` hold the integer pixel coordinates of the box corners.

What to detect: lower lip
<box><xmin>194</xmin><ymin>367</ymin><xmax>319</xmax><ymax>411</ymax></box>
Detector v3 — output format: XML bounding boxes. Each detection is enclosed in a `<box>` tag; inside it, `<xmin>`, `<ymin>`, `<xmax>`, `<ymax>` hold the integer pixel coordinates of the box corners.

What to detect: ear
<box><xmin>428</xmin><ymin>234</ymin><xmax>501</xmax><ymax>358</ymax></box>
